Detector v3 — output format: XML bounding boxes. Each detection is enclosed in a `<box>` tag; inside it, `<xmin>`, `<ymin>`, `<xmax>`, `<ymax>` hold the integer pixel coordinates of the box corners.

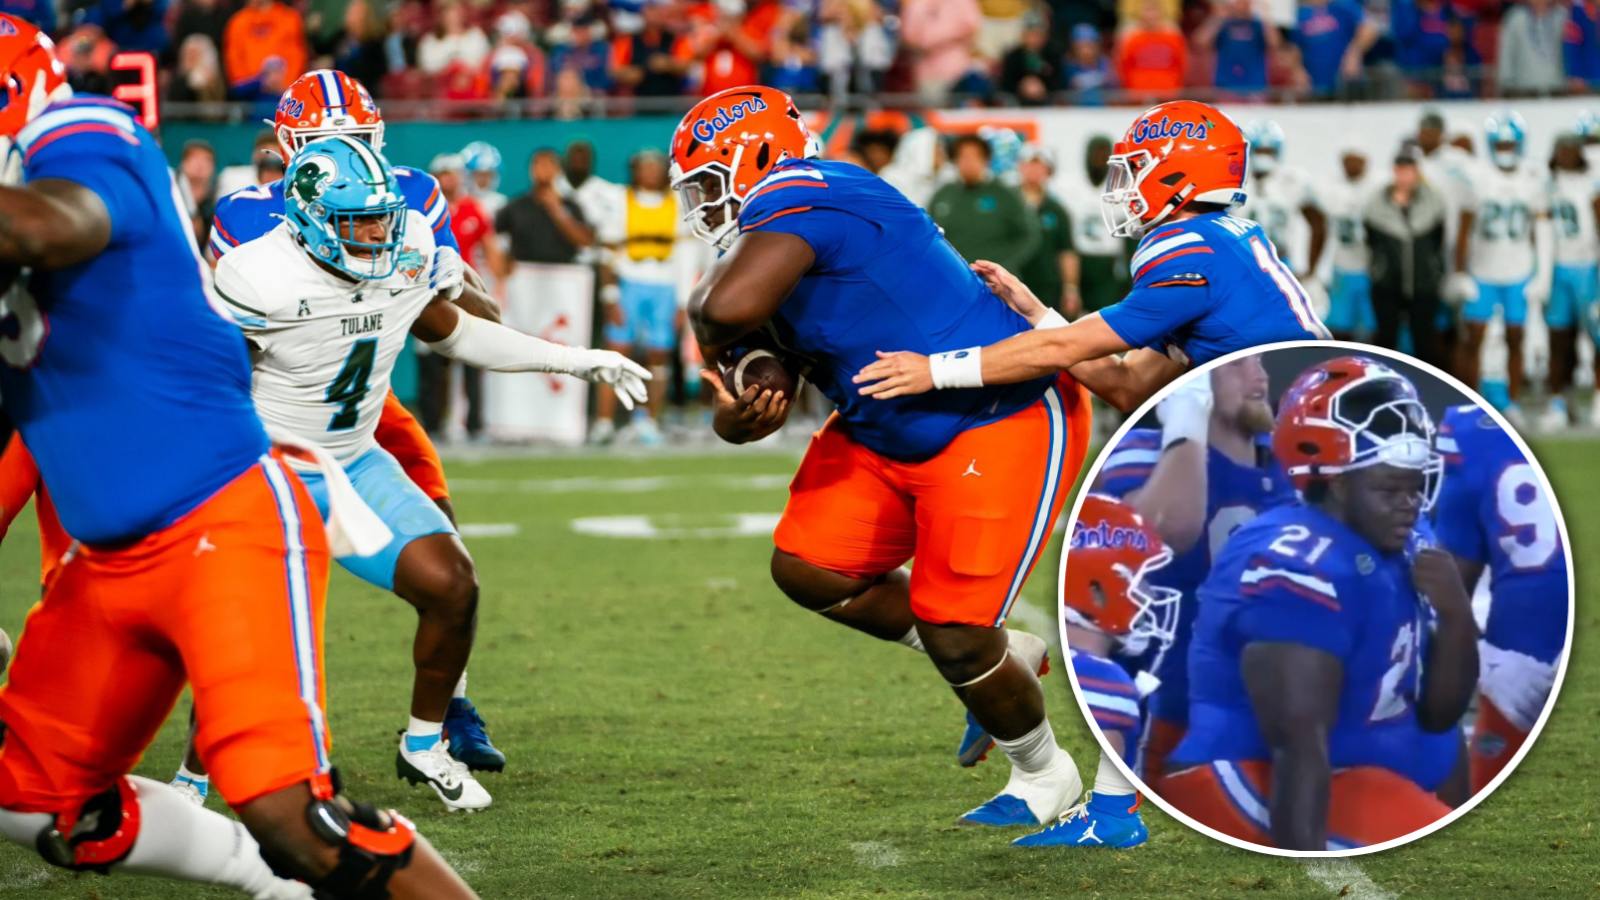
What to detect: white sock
<box><xmin>175</xmin><ymin>764</ymin><xmax>207</xmax><ymax>785</ymax></box>
<box><xmin>453</xmin><ymin>672</ymin><xmax>468</xmax><ymax>699</ymax></box>
<box><xmin>1094</xmin><ymin>753</ymin><xmax>1136</xmax><ymax>796</ymax></box>
<box><xmin>994</xmin><ymin>718</ymin><xmax>1066</xmax><ymax>776</ymax></box>
<box><xmin>405</xmin><ymin>716</ymin><xmax>443</xmax><ymax>753</ymax></box>
<box><xmin>897</xmin><ymin>628</ymin><xmax>924</xmax><ymax>652</ymax></box>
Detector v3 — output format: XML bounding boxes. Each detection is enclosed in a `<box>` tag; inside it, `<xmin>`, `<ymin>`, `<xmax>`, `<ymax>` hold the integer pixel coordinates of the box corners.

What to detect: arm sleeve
<box><xmin>1230</xmin><ymin>552</ymin><xmax>1355</xmax><ymax>658</ymax></box>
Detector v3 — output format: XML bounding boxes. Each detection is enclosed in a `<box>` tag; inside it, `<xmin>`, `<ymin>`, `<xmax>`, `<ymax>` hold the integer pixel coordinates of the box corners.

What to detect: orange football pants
<box><xmin>375</xmin><ymin>391</ymin><xmax>450</xmax><ymax>502</ymax></box>
<box><xmin>1139</xmin><ymin>715</ymin><xmax>1186</xmax><ymax>784</ymax></box>
<box><xmin>1469</xmin><ymin>694</ymin><xmax>1528</xmax><ymax>793</ymax></box>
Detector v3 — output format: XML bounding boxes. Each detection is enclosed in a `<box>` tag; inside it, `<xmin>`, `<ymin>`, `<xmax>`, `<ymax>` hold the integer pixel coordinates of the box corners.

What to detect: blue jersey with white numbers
<box><xmin>1096</xmin><ymin>428</ymin><xmax>1294</xmax><ymax>726</ymax></box>
<box><xmin>1071</xmin><ymin>648</ymin><xmax>1143</xmax><ymax>765</ymax></box>
<box><xmin>1101</xmin><ymin>212</ymin><xmax>1329</xmax><ymax>367</ymax></box>
<box><xmin>1175</xmin><ymin>503</ymin><xmax>1452</xmax><ymax>791</ymax></box>
<box><xmin>209</xmin><ymin>164</ymin><xmax>455</xmax><ymax>259</ymax></box>
<box><xmin>0</xmin><ymin>97</ymin><xmax>266</xmax><ymax>544</ymax></box>
<box><xmin>1434</xmin><ymin>404</ymin><xmax>1568</xmax><ymax>663</ymax></box>
<box><xmin>738</xmin><ymin>158</ymin><xmax>1051</xmax><ymax>461</ymax></box>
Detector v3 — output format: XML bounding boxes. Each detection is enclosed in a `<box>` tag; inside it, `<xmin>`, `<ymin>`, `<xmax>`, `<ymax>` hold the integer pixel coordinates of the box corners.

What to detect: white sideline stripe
<box><xmin>447</xmin><ymin>473</ymin><xmax>792</xmax><ymax>494</ymax></box>
<box><xmin>1302</xmin><ymin>860</ymin><xmax>1397</xmax><ymax>900</ymax></box>
<box><xmin>849</xmin><ymin>840</ymin><xmax>903</xmax><ymax>869</ymax></box>
<box><xmin>458</xmin><ymin>522</ymin><xmax>520</xmax><ymax>538</ymax></box>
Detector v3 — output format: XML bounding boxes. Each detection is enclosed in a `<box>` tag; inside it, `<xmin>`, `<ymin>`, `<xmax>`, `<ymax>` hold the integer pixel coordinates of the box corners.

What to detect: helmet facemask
<box><xmin>671</xmin><ymin>154</ymin><xmax>743</xmax><ymax>251</ymax></box>
<box><xmin>1100</xmin><ymin>149</ymin><xmax>1155</xmax><ymax>238</ymax></box>
<box><xmin>1293</xmin><ymin>375</ymin><xmax>1444</xmax><ymax>512</ymax></box>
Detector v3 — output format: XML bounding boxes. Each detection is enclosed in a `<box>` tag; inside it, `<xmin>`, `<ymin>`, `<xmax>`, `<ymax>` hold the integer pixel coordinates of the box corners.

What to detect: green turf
<box><xmin>0</xmin><ymin>442</ymin><xmax>1595</xmax><ymax>898</ymax></box>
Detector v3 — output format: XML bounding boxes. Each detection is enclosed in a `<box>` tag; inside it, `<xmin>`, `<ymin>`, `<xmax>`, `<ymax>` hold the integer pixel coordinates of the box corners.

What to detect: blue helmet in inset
<box><xmin>1484</xmin><ymin>111</ymin><xmax>1527</xmax><ymax>168</ymax></box>
<box><xmin>285</xmin><ymin>135</ymin><xmax>408</xmax><ymax>281</ymax></box>
<box><xmin>461</xmin><ymin>140</ymin><xmax>503</xmax><ymax>190</ymax></box>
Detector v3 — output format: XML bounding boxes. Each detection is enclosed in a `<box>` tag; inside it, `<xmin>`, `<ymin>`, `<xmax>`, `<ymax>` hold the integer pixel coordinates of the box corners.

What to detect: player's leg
<box><xmin>592</xmin><ymin>283</ymin><xmax>638</xmax><ymax>444</ymax></box>
<box><xmin>1325</xmin><ymin>271</ymin><xmax>1358</xmax><ymax>342</ymax></box>
<box><xmin>1352</xmin><ymin>272</ymin><xmax>1378</xmax><ymax>340</ymax></box>
<box><xmin>1458</xmin><ymin>319</ymin><xmax>1489</xmax><ymax>390</ymax></box>
<box><xmin>1543</xmin><ymin>268</ymin><xmax>1579</xmax><ymax>428</ymax></box>
<box><xmin>169</xmin><ymin>709</ymin><xmax>209</xmax><ymax>806</ymax></box>
<box><xmin>637</xmin><ymin>282</ymin><xmax>678</xmax><ymax>442</ymax></box>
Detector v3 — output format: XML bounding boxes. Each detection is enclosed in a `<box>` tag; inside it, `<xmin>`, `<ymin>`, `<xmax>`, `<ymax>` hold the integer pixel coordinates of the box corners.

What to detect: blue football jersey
<box><xmin>1175</xmin><ymin>503</ymin><xmax>1450</xmax><ymax>791</ymax></box>
<box><xmin>1100</xmin><ymin>212</ymin><xmax>1330</xmax><ymax>367</ymax></box>
<box><xmin>1434</xmin><ymin>404</ymin><xmax>1568</xmax><ymax>664</ymax></box>
<box><xmin>210</xmin><ymin>164</ymin><xmax>455</xmax><ymax>259</ymax></box>
<box><xmin>738</xmin><ymin>158</ymin><xmax>1051</xmax><ymax>461</ymax></box>
<box><xmin>1072</xmin><ymin>648</ymin><xmax>1143</xmax><ymax>765</ymax></box>
<box><xmin>0</xmin><ymin>97</ymin><xmax>267</xmax><ymax>544</ymax></box>
<box><xmin>1096</xmin><ymin>428</ymin><xmax>1294</xmax><ymax>727</ymax></box>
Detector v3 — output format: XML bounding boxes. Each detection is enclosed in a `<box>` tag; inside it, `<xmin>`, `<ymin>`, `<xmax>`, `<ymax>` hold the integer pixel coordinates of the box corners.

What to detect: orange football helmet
<box><xmin>1273</xmin><ymin>355</ymin><xmax>1441</xmax><ymax>505</ymax></box>
<box><xmin>1062</xmin><ymin>494</ymin><xmax>1181</xmax><ymax>655</ymax></box>
<box><xmin>273</xmin><ymin>69</ymin><xmax>384</xmax><ymax>162</ymax></box>
<box><xmin>0</xmin><ymin>14</ymin><xmax>67</xmax><ymax>143</ymax></box>
<box><xmin>669</xmin><ymin>84</ymin><xmax>816</xmax><ymax>249</ymax></box>
<box><xmin>1102</xmin><ymin>100</ymin><xmax>1249</xmax><ymax>238</ymax></box>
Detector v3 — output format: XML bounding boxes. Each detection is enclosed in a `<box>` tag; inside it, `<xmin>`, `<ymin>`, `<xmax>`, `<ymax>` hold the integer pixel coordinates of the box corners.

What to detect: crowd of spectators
<box><xmin>22</xmin><ymin>0</ymin><xmax>1600</xmax><ymax>115</ymax></box>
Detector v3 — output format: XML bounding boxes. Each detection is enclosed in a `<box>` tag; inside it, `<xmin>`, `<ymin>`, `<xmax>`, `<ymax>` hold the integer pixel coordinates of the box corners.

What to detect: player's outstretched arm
<box><xmin>1066</xmin><ymin>347</ymin><xmax>1187</xmax><ymax>413</ymax></box>
<box><xmin>688</xmin><ymin>230</ymin><xmax>814</xmax><ymax>362</ymax></box>
<box><xmin>1412</xmin><ymin>548</ymin><xmax>1479</xmax><ymax>731</ymax></box>
<box><xmin>454</xmin><ymin>264</ymin><xmax>502</xmax><ymax>323</ymax></box>
<box><xmin>1241</xmin><ymin>642</ymin><xmax>1342</xmax><ymax>851</ymax></box>
<box><xmin>853</xmin><ymin>314</ymin><xmax>1131</xmax><ymax>400</ymax></box>
<box><xmin>0</xmin><ymin>180</ymin><xmax>112</xmax><ymax>269</ymax></box>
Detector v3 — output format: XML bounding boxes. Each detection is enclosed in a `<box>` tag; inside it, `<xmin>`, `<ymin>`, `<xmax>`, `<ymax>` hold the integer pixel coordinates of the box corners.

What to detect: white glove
<box><xmin>1157</xmin><ymin>373</ymin><xmax>1213</xmax><ymax>449</ymax></box>
<box><xmin>574</xmin><ymin>348</ymin><xmax>651</xmax><ymax>411</ymax></box>
<box><xmin>1445</xmin><ymin>272</ymin><xmax>1478</xmax><ymax>306</ymax></box>
<box><xmin>428</xmin><ymin>246</ymin><xmax>465</xmax><ymax>301</ymax></box>
<box><xmin>1478</xmin><ymin>641</ymin><xmax>1556</xmax><ymax>732</ymax></box>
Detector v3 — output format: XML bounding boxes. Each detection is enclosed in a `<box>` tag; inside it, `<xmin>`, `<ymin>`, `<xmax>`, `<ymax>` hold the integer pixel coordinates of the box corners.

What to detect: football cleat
<box><xmin>959</xmin><ymin>757</ymin><xmax>1081</xmax><ymax>827</ymax></box>
<box><xmin>445</xmin><ymin>697</ymin><xmax>507</xmax><ymax>773</ymax></box>
<box><xmin>396</xmin><ymin>735</ymin><xmax>492</xmax><ymax>812</ymax></box>
<box><xmin>1013</xmin><ymin>792</ymin><xmax>1149</xmax><ymax>848</ymax></box>
<box><xmin>169</xmin><ymin>773</ymin><xmax>208</xmax><ymax>807</ymax></box>
<box><xmin>957</xmin><ymin>629</ymin><xmax>1051</xmax><ymax>767</ymax></box>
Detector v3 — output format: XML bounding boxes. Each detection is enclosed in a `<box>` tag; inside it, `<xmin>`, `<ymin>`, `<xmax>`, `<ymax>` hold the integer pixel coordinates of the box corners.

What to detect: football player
<box><xmin>1449</xmin><ymin>112</ymin><xmax>1552</xmax><ymax>422</ymax></box>
<box><xmin>1542</xmin><ymin>133</ymin><xmax>1600</xmax><ymax>428</ymax></box>
<box><xmin>213</xmin><ymin>137</ymin><xmax>648</xmax><ymax>811</ymax></box>
<box><xmin>1239</xmin><ymin>120</ymin><xmax>1328</xmax><ymax>284</ymax></box>
<box><xmin>1091</xmin><ymin>356</ymin><xmax>1293</xmax><ymax>783</ymax></box>
<box><xmin>853</xmin><ymin>101</ymin><xmax>1329</xmax><ymax>413</ymax></box>
<box><xmin>675</xmin><ymin>86</ymin><xmax>1094</xmax><ymax>829</ymax></box>
<box><xmin>462</xmin><ymin>140</ymin><xmax>508</xmax><ymax>219</ymax></box>
<box><xmin>1013</xmin><ymin>494</ymin><xmax>1179</xmax><ymax>849</ymax></box>
<box><xmin>1433</xmin><ymin>404</ymin><xmax>1568</xmax><ymax>790</ymax></box>
<box><xmin>0</xmin><ymin>18</ymin><xmax>474</xmax><ymax>897</ymax></box>
<box><xmin>1159</xmin><ymin>356</ymin><xmax>1477</xmax><ymax>850</ymax></box>
<box><xmin>1322</xmin><ymin>147</ymin><xmax>1377</xmax><ymax>341</ymax></box>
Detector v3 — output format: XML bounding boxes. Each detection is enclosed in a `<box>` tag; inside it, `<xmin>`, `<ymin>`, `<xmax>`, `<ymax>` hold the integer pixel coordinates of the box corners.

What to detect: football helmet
<box><xmin>669</xmin><ymin>84</ymin><xmax>817</xmax><ymax>250</ymax></box>
<box><xmin>461</xmin><ymin>140</ymin><xmax>502</xmax><ymax>188</ymax></box>
<box><xmin>0</xmin><ymin>14</ymin><xmax>69</xmax><ymax>180</ymax></box>
<box><xmin>274</xmin><ymin>69</ymin><xmax>384</xmax><ymax>163</ymax></box>
<box><xmin>1101</xmin><ymin>100</ymin><xmax>1249</xmax><ymax>238</ymax></box>
<box><xmin>1485</xmin><ymin>110</ymin><xmax>1527</xmax><ymax>170</ymax></box>
<box><xmin>1272</xmin><ymin>355</ymin><xmax>1442</xmax><ymax>507</ymax></box>
<box><xmin>1062</xmin><ymin>494</ymin><xmax>1181</xmax><ymax>656</ymax></box>
<box><xmin>284</xmin><ymin>135</ymin><xmax>408</xmax><ymax>281</ymax></box>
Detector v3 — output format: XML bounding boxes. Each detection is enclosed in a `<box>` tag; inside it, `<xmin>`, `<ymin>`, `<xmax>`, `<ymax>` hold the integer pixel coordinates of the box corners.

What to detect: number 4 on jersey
<box><xmin>326</xmin><ymin>338</ymin><xmax>377</xmax><ymax>431</ymax></box>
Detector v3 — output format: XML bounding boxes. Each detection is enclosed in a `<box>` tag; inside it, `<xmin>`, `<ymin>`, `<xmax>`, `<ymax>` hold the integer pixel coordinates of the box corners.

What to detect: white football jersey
<box><xmin>214</xmin><ymin>211</ymin><xmax>440</xmax><ymax>462</ymax></box>
<box><xmin>1417</xmin><ymin>144</ymin><xmax>1479</xmax><ymax>265</ymax></box>
<box><xmin>1468</xmin><ymin>164</ymin><xmax>1547</xmax><ymax>283</ymax></box>
<box><xmin>1055</xmin><ymin>178</ymin><xmax>1122</xmax><ymax>258</ymax></box>
<box><xmin>1323</xmin><ymin>176</ymin><xmax>1375</xmax><ymax>275</ymax></box>
<box><xmin>1240</xmin><ymin>166</ymin><xmax>1317</xmax><ymax>272</ymax></box>
<box><xmin>1548</xmin><ymin>170</ymin><xmax>1600</xmax><ymax>266</ymax></box>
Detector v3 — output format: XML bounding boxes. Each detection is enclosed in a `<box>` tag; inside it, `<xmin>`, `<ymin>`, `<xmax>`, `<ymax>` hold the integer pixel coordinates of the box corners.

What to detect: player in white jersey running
<box><xmin>1450</xmin><ymin>112</ymin><xmax>1552</xmax><ymax>420</ymax></box>
<box><xmin>214</xmin><ymin>136</ymin><xmax>648</xmax><ymax>812</ymax></box>
<box><xmin>1322</xmin><ymin>147</ymin><xmax>1376</xmax><ymax>341</ymax></box>
<box><xmin>1238</xmin><ymin>121</ymin><xmax>1327</xmax><ymax>283</ymax></box>
<box><xmin>1543</xmin><ymin>133</ymin><xmax>1600</xmax><ymax>427</ymax></box>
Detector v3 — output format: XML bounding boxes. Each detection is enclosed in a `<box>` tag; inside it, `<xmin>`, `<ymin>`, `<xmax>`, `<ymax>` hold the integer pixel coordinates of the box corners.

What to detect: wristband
<box><xmin>1035</xmin><ymin>309</ymin><xmax>1068</xmax><ymax>330</ymax></box>
<box><xmin>929</xmin><ymin>347</ymin><xmax>984</xmax><ymax>389</ymax></box>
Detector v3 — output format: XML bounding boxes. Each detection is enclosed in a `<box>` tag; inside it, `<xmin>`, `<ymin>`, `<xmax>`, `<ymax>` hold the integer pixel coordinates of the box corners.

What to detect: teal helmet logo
<box><xmin>290</xmin><ymin>154</ymin><xmax>337</xmax><ymax>207</ymax></box>
<box><xmin>284</xmin><ymin>135</ymin><xmax>408</xmax><ymax>280</ymax></box>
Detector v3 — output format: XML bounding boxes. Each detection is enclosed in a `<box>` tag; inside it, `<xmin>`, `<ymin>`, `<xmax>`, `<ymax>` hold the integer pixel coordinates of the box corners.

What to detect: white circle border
<box><xmin>1054</xmin><ymin>338</ymin><xmax>1578</xmax><ymax>859</ymax></box>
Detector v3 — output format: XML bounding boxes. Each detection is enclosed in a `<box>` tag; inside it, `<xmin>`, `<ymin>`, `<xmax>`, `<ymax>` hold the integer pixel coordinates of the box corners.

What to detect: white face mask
<box><xmin>1253</xmin><ymin>152</ymin><xmax>1278</xmax><ymax>175</ymax></box>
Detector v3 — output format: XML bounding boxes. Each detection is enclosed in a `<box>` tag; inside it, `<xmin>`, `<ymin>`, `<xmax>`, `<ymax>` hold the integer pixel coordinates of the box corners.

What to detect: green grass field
<box><xmin>0</xmin><ymin>440</ymin><xmax>1595</xmax><ymax>898</ymax></box>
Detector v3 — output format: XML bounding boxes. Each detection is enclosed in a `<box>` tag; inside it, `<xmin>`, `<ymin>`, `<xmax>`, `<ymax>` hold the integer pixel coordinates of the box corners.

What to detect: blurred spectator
<box><xmin>1498</xmin><ymin>0</ymin><xmax>1568</xmax><ymax>96</ymax></box>
<box><xmin>1115</xmin><ymin>0</ymin><xmax>1187</xmax><ymax>97</ymax></box>
<box><xmin>976</xmin><ymin>0</ymin><xmax>1028</xmax><ymax>64</ymax></box>
<box><xmin>305</xmin><ymin>0</ymin><xmax>351</xmax><ymax>56</ymax></box>
<box><xmin>494</xmin><ymin>148</ymin><xmax>595</xmax><ymax>270</ymax></box>
<box><xmin>0</xmin><ymin>0</ymin><xmax>54</xmax><ymax>34</ymax></box>
<box><xmin>929</xmin><ymin>134</ymin><xmax>1040</xmax><ymax>272</ymax></box>
<box><xmin>417</xmin><ymin>1</ymin><xmax>491</xmax><ymax>74</ymax></box>
<box><xmin>231</xmin><ymin>54</ymin><xmax>291</xmax><ymax>110</ymax></box>
<box><xmin>1390</xmin><ymin>0</ymin><xmax>1477</xmax><ymax>96</ymax></box>
<box><xmin>58</xmin><ymin>26</ymin><xmax>116</xmax><ymax>94</ymax></box>
<box><xmin>999</xmin><ymin>12</ymin><xmax>1061</xmax><ymax>105</ymax></box>
<box><xmin>333</xmin><ymin>0</ymin><xmax>390</xmax><ymax>91</ymax></box>
<box><xmin>900</xmin><ymin>0</ymin><xmax>982</xmax><ymax>102</ymax></box>
<box><xmin>851</xmin><ymin>128</ymin><xmax>900</xmax><ymax>173</ymax></box>
<box><xmin>1195</xmin><ymin>0</ymin><xmax>1275</xmax><ymax>97</ymax></box>
<box><xmin>551</xmin><ymin>65</ymin><xmax>593</xmax><ymax>117</ymax></box>
<box><xmin>171</xmin><ymin>0</ymin><xmax>231</xmax><ymax>63</ymax></box>
<box><xmin>168</xmin><ymin>33</ymin><xmax>228</xmax><ymax>102</ymax></box>
<box><xmin>1566</xmin><ymin>0</ymin><xmax>1600</xmax><ymax>90</ymax></box>
<box><xmin>179</xmin><ymin>140</ymin><xmax>218</xmax><ymax>247</ymax></box>
<box><xmin>768</xmin><ymin>16</ymin><xmax>821</xmax><ymax>93</ymax></box>
<box><xmin>81</xmin><ymin>0</ymin><xmax>171</xmax><ymax>55</ymax></box>
<box><xmin>1363</xmin><ymin>145</ymin><xmax>1448</xmax><ymax>369</ymax></box>
<box><xmin>1293</xmin><ymin>0</ymin><xmax>1378</xmax><ymax>97</ymax></box>
<box><xmin>224</xmin><ymin>0</ymin><xmax>307</xmax><ymax>87</ymax></box>
<box><xmin>1063</xmin><ymin>23</ymin><xmax>1115</xmax><ymax>103</ymax></box>
<box><xmin>1013</xmin><ymin>145</ymin><xmax>1074</xmax><ymax>312</ymax></box>
<box><xmin>548</xmin><ymin>0</ymin><xmax>615</xmax><ymax>94</ymax></box>
<box><xmin>816</xmin><ymin>0</ymin><xmax>893</xmax><ymax>95</ymax></box>
<box><xmin>560</xmin><ymin>139</ymin><xmax>625</xmax><ymax>257</ymax></box>
<box><xmin>611</xmin><ymin>0</ymin><xmax>689</xmax><ymax>96</ymax></box>
<box><xmin>682</xmin><ymin>0</ymin><xmax>781</xmax><ymax>96</ymax></box>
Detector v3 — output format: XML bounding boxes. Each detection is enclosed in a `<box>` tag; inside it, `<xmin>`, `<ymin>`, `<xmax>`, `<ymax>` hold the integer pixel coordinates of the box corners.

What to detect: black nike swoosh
<box><xmin>436</xmin><ymin>779</ymin><xmax>464</xmax><ymax>801</ymax></box>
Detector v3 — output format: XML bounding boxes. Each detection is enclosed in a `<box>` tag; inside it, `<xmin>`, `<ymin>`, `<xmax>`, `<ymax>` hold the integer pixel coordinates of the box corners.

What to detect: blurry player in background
<box><xmin>0</xmin><ymin>19</ymin><xmax>474</xmax><ymax>895</ymax></box>
<box><xmin>1323</xmin><ymin>147</ymin><xmax>1376</xmax><ymax>342</ymax></box>
<box><xmin>1450</xmin><ymin>112</ymin><xmax>1552</xmax><ymax>424</ymax></box>
<box><xmin>857</xmin><ymin>101</ymin><xmax>1329</xmax><ymax>413</ymax></box>
<box><xmin>1541</xmin><ymin>133</ymin><xmax>1600</xmax><ymax>427</ymax></box>
<box><xmin>214</xmin><ymin>138</ymin><xmax>648</xmax><ymax>812</ymax></box>
<box><xmin>1013</xmin><ymin>495</ymin><xmax>1177</xmax><ymax>849</ymax></box>
<box><xmin>462</xmin><ymin>140</ymin><xmax>508</xmax><ymax>219</ymax></box>
<box><xmin>1161</xmin><ymin>356</ymin><xmax>1476</xmax><ymax>850</ymax></box>
<box><xmin>1433</xmin><ymin>405</ymin><xmax>1568</xmax><ymax>790</ymax></box>
<box><xmin>676</xmin><ymin>86</ymin><xmax>1094</xmax><ymax>830</ymax></box>
<box><xmin>1056</xmin><ymin>135</ymin><xmax>1132</xmax><ymax>317</ymax></box>
<box><xmin>1092</xmin><ymin>356</ymin><xmax>1293</xmax><ymax>782</ymax></box>
<box><xmin>1239</xmin><ymin>120</ymin><xmax>1328</xmax><ymax>286</ymax></box>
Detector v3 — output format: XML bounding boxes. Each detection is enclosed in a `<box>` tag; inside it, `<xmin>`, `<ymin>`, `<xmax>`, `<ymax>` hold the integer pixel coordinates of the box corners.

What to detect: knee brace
<box><xmin>263</xmin><ymin>770</ymin><xmax>417</xmax><ymax>900</ymax></box>
<box><xmin>33</xmin><ymin>776</ymin><xmax>140</xmax><ymax>873</ymax></box>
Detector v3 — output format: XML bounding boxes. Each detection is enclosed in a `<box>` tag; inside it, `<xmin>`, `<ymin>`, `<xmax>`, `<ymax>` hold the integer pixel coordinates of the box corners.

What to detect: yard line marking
<box><xmin>448</xmin><ymin>474</ymin><xmax>791</xmax><ymax>495</ymax></box>
<box><xmin>849</xmin><ymin>840</ymin><xmax>903</xmax><ymax>869</ymax></box>
<box><xmin>458</xmin><ymin>523</ymin><xmax>521</xmax><ymax>538</ymax></box>
<box><xmin>1302</xmin><ymin>860</ymin><xmax>1397</xmax><ymax>900</ymax></box>
<box><xmin>571</xmin><ymin>513</ymin><xmax>782</xmax><ymax>540</ymax></box>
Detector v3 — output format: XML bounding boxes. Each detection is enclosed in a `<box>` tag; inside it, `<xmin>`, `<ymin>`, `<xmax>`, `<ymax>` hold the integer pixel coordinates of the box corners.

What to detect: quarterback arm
<box><xmin>1066</xmin><ymin>348</ymin><xmax>1187</xmax><ymax>413</ymax></box>
<box><xmin>0</xmin><ymin>180</ymin><xmax>112</xmax><ymax>270</ymax></box>
<box><xmin>688</xmin><ymin>230</ymin><xmax>814</xmax><ymax>362</ymax></box>
<box><xmin>1241</xmin><ymin>642</ymin><xmax>1343</xmax><ymax>851</ymax></box>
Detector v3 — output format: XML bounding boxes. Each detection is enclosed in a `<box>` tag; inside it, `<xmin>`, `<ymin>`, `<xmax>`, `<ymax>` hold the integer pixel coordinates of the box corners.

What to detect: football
<box><xmin>720</xmin><ymin>334</ymin><xmax>801</xmax><ymax>399</ymax></box>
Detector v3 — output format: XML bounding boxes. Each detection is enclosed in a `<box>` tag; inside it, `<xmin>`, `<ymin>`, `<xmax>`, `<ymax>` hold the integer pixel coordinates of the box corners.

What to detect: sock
<box><xmin>995</xmin><ymin>718</ymin><xmax>1065</xmax><ymax>776</ymax></box>
<box><xmin>404</xmin><ymin>716</ymin><xmax>444</xmax><ymax>753</ymax></box>
<box><xmin>897</xmin><ymin>627</ymin><xmax>924</xmax><ymax>652</ymax></box>
<box><xmin>452</xmin><ymin>672</ymin><xmax>468</xmax><ymax>700</ymax></box>
<box><xmin>175</xmin><ymin>764</ymin><xmax>209</xmax><ymax>792</ymax></box>
<box><xmin>1094</xmin><ymin>753</ymin><xmax>1136</xmax><ymax>797</ymax></box>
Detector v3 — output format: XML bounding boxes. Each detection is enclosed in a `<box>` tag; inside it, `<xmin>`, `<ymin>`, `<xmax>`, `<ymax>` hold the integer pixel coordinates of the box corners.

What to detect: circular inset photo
<box><xmin>1057</xmin><ymin>341</ymin><xmax>1574</xmax><ymax>856</ymax></box>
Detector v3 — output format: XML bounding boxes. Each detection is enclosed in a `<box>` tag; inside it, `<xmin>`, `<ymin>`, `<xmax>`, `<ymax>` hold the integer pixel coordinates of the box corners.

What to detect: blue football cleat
<box><xmin>957</xmin><ymin>631</ymin><xmax>1050</xmax><ymax>767</ymax></box>
<box><xmin>1013</xmin><ymin>792</ymin><xmax>1149</xmax><ymax>848</ymax></box>
<box><xmin>444</xmin><ymin>697</ymin><xmax>506</xmax><ymax>772</ymax></box>
<box><xmin>959</xmin><ymin>793</ymin><xmax>1039</xmax><ymax>827</ymax></box>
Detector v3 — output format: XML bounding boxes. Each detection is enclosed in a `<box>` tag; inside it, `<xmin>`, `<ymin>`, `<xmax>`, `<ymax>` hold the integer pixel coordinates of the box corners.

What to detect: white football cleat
<box><xmin>396</xmin><ymin>738</ymin><xmax>492</xmax><ymax>812</ymax></box>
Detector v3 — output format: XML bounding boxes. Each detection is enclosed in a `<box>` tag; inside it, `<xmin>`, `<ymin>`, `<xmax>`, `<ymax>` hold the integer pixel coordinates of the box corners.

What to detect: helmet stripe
<box><xmin>318</xmin><ymin>70</ymin><xmax>347</xmax><ymax>111</ymax></box>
